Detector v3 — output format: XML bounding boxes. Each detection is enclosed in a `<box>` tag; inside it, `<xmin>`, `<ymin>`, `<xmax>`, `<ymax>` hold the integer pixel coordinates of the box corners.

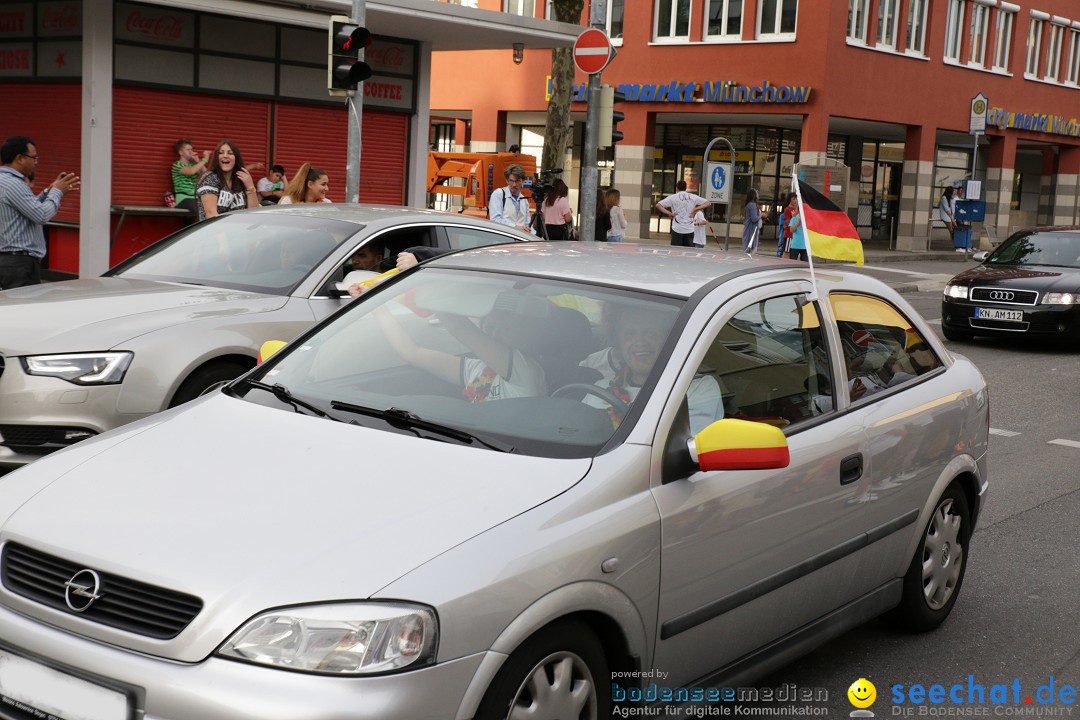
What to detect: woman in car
<box><xmin>279</xmin><ymin>163</ymin><xmax>332</xmax><ymax>204</ymax></box>
<box><xmin>375</xmin><ymin>292</ymin><xmax>547</xmax><ymax>402</ymax></box>
<box><xmin>196</xmin><ymin>141</ymin><xmax>259</xmax><ymax>221</ymax></box>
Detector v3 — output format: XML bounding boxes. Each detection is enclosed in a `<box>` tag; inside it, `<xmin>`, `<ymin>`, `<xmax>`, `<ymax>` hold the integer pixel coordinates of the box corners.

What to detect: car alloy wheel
<box><xmin>508</xmin><ymin>650</ymin><xmax>598</xmax><ymax>720</ymax></box>
<box><xmin>922</xmin><ymin>497</ymin><xmax>964</xmax><ymax>611</ymax></box>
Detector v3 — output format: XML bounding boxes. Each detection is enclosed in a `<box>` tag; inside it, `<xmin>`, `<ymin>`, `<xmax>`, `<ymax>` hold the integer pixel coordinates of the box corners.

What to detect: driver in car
<box><xmin>581</xmin><ymin>305</ymin><xmax>722</xmax><ymax>433</ymax></box>
<box><xmin>375</xmin><ymin>291</ymin><xmax>547</xmax><ymax>403</ymax></box>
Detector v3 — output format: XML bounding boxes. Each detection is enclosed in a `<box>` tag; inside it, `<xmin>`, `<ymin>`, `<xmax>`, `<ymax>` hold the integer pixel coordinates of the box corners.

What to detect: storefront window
<box><xmin>706</xmin><ymin>0</ymin><xmax>742</xmax><ymax>38</ymax></box>
<box><xmin>0</xmin><ymin>1</ymin><xmax>82</xmax><ymax>80</ymax></box>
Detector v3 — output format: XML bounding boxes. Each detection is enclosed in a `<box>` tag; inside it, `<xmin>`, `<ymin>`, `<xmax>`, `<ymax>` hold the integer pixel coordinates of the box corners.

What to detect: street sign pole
<box><xmin>578</xmin><ymin>9</ymin><xmax>609</xmax><ymax>243</ymax></box>
<box><xmin>346</xmin><ymin>0</ymin><xmax>365</xmax><ymax>203</ymax></box>
<box><xmin>702</xmin><ymin>136</ymin><xmax>736</xmax><ymax>251</ymax></box>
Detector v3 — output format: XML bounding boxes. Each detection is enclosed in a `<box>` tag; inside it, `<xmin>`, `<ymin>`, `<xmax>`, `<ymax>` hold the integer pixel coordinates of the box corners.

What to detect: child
<box><xmin>257</xmin><ymin>165</ymin><xmax>287</xmax><ymax>205</ymax></box>
<box><xmin>691</xmin><ymin>210</ymin><xmax>709</xmax><ymax>248</ymax></box>
<box><xmin>171</xmin><ymin>139</ymin><xmax>210</xmax><ymax>215</ymax></box>
<box><xmin>606</xmin><ymin>188</ymin><xmax>627</xmax><ymax>242</ymax></box>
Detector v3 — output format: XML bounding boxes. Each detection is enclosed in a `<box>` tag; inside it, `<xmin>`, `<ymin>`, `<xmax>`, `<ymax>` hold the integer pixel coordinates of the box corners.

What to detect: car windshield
<box><xmin>249</xmin><ymin>268</ymin><xmax>684</xmax><ymax>458</ymax></box>
<box><xmin>986</xmin><ymin>231</ymin><xmax>1080</xmax><ymax>269</ymax></box>
<box><xmin>109</xmin><ymin>213</ymin><xmax>359</xmax><ymax>294</ymax></box>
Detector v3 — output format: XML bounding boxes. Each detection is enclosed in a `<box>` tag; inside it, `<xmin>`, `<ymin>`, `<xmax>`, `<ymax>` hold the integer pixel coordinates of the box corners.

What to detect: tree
<box><xmin>540</xmin><ymin>0</ymin><xmax>584</xmax><ymax>175</ymax></box>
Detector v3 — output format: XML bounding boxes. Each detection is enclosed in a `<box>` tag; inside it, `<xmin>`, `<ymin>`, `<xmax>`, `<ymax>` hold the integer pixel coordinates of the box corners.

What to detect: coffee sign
<box><xmin>115</xmin><ymin>2</ymin><xmax>194</xmax><ymax>47</ymax></box>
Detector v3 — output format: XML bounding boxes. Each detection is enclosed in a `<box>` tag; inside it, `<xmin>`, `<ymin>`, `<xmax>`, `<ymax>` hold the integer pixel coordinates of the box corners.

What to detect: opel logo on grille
<box><xmin>989</xmin><ymin>290</ymin><xmax>1015</xmax><ymax>301</ymax></box>
<box><xmin>64</xmin><ymin>569</ymin><xmax>103</xmax><ymax>612</ymax></box>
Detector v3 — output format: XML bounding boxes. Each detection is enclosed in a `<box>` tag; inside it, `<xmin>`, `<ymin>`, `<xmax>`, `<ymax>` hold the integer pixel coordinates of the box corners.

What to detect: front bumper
<box><xmin>0</xmin><ymin>357</ymin><xmax>148</xmax><ymax>468</ymax></box>
<box><xmin>0</xmin><ymin>601</ymin><xmax>485</xmax><ymax>719</ymax></box>
<box><xmin>941</xmin><ymin>299</ymin><xmax>1080</xmax><ymax>337</ymax></box>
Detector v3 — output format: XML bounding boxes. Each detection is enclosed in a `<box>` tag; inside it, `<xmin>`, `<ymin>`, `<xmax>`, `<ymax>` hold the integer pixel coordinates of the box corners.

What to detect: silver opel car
<box><xmin>0</xmin><ymin>244</ymin><xmax>988</xmax><ymax>719</ymax></box>
<box><xmin>0</xmin><ymin>205</ymin><xmax>531</xmax><ymax>467</ymax></box>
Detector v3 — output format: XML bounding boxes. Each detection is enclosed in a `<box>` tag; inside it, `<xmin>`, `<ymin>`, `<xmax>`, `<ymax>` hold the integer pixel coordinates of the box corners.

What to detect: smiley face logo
<box><xmin>848</xmin><ymin>678</ymin><xmax>877</xmax><ymax>709</ymax></box>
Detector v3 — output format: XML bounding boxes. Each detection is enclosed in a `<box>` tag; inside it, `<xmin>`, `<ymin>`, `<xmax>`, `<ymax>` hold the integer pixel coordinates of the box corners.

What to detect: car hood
<box><xmin>0</xmin><ymin>278</ymin><xmax>286</xmax><ymax>354</ymax></box>
<box><xmin>951</xmin><ymin>264</ymin><xmax>1080</xmax><ymax>292</ymax></box>
<box><xmin>0</xmin><ymin>394</ymin><xmax>591</xmax><ymax>661</ymax></box>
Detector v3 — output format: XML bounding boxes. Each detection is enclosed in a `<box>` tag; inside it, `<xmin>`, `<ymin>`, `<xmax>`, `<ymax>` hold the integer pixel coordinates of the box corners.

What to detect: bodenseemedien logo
<box><xmin>849</xmin><ymin>678</ymin><xmax>878</xmax><ymax>718</ymax></box>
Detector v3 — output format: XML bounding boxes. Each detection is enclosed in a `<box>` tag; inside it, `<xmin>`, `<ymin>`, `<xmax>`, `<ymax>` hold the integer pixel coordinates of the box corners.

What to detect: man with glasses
<box><xmin>488</xmin><ymin>164</ymin><xmax>533</xmax><ymax>234</ymax></box>
<box><xmin>0</xmin><ymin>135</ymin><xmax>80</xmax><ymax>289</ymax></box>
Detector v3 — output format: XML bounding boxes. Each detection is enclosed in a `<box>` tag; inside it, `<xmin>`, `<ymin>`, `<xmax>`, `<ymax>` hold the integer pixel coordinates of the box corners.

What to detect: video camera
<box><xmin>527</xmin><ymin>167</ymin><xmax>563</xmax><ymax>208</ymax></box>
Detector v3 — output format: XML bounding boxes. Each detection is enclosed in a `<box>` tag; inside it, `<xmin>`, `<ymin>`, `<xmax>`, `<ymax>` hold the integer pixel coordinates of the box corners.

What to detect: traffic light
<box><xmin>328</xmin><ymin>15</ymin><xmax>372</xmax><ymax>96</ymax></box>
<box><xmin>597</xmin><ymin>85</ymin><xmax>626</xmax><ymax>149</ymax></box>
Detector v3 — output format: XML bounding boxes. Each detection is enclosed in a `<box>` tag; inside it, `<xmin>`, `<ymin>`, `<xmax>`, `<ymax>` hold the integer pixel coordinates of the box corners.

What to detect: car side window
<box><xmin>445</xmin><ymin>226</ymin><xmax>516</xmax><ymax>250</ymax></box>
<box><xmin>685</xmin><ymin>293</ymin><xmax>834</xmax><ymax>434</ymax></box>
<box><xmin>829</xmin><ymin>293</ymin><xmax>943</xmax><ymax>403</ymax></box>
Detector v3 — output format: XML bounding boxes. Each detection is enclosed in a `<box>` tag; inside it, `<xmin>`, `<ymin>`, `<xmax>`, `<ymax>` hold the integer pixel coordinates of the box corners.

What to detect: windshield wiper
<box><xmin>242</xmin><ymin>379</ymin><xmax>344</xmax><ymax>422</ymax></box>
<box><xmin>330</xmin><ymin>401</ymin><xmax>515</xmax><ymax>453</ymax></box>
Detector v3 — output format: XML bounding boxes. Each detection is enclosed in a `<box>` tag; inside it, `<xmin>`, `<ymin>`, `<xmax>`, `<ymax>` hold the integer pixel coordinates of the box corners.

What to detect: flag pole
<box><xmin>791</xmin><ymin>166</ymin><xmax>820</xmax><ymax>302</ymax></box>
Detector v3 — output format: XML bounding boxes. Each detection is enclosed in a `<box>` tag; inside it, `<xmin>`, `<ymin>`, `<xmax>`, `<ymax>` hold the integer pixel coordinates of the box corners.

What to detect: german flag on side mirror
<box><xmin>692</xmin><ymin>418</ymin><xmax>790</xmax><ymax>472</ymax></box>
<box><xmin>258</xmin><ymin>341</ymin><xmax>288</xmax><ymax>364</ymax></box>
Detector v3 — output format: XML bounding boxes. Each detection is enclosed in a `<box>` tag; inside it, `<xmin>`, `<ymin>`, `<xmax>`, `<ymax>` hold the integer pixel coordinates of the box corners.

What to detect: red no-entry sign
<box><xmin>573</xmin><ymin>28</ymin><xmax>613</xmax><ymax>75</ymax></box>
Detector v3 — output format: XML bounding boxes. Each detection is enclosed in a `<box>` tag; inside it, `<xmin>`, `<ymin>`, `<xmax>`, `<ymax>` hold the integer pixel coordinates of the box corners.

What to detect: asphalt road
<box><xmin>733</xmin><ymin>263</ymin><xmax>1080</xmax><ymax>716</ymax></box>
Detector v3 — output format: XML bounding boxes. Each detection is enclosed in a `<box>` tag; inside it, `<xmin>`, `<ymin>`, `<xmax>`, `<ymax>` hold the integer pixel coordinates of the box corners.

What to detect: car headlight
<box><xmin>217</xmin><ymin>603</ymin><xmax>437</xmax><ymax>675</ymax></box>
<box><xmin>1042</xmin><ymin>292</ymin><xmax>1078</xmax><ymax>305</ymax></box>
<box><xmin>22</xmin><ymin>352</ymin><xmax>133</xmax><ymax>385</ymax></box>
<box><xmin>944</xmin><ymin>284</ymin><xmax>968</xmax><ymax>300</ymax></box>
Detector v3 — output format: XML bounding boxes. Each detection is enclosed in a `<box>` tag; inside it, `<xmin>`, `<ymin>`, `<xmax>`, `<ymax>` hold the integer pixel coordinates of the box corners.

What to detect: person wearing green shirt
<box><xmin>172</xmin><ymin>139</ymin><xmax>210</xmax><ymax>216</ymax></box>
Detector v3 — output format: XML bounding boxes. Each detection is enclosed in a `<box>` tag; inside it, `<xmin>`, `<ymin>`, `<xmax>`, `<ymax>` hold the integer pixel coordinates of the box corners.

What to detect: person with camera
<box><xmin>489</xmin><ymin>164</ymin><xmax>532</xmax><ymax>234</ymax></box>
<box><xmin>539</xmin><ymin>178</ymin><xmax>573</xmax><ymax>240</ymax></box>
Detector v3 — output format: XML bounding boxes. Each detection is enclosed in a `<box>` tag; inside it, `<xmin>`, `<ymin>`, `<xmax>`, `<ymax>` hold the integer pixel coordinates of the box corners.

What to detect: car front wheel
<box><xmin>475</xmin><ymin>619</ymin><xmax>609</xmax><ymax>720</ymax></box>
<box><xmin>169</xmin><ymin>360</ymin><xmax>251</xmax><ymax>407</ymax></box>
<box><xmin>891</xmin><ymin>482</ymin><xmax>971</xmax><ymax>631</ymax></box>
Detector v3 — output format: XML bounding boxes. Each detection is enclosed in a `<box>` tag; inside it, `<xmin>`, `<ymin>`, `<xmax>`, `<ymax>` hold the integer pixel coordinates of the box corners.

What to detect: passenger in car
<box><xmin>350</xmin><ymin>243</ymin><xmax>385</xmax><ymax>272</ymax></box>
<box><xmin>582</xmin><ymin>306</ymin><xmax>722</xmax><ymax>433</ymax></box>
<box><xmin>375</xmin><ymin>291</ymin><xmax>548</xmax><ymax>403</ymax></box>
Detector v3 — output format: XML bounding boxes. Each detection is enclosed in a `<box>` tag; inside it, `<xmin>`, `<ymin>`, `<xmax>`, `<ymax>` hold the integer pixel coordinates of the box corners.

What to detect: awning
<box><xmin>141</xmin><ymin>0</ymin><xmax>580</xmax><ymax>50</ymax></box>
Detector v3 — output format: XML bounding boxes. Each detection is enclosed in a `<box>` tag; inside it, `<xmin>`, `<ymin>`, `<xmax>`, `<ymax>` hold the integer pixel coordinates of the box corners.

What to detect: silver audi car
<box><xmin>0</xmin><ymin>205</ymin><xmax>531</xmax><ymax>467</ymax></box>
<box><xmin>0</xmin><ymin>244</ymin><xmax>988</xmax><ymax>719</ymax></box>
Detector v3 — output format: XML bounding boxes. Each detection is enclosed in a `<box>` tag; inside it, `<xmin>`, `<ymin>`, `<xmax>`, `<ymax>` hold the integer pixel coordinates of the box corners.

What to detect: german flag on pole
<box><xmin>794</xmin><ymin>178</ymin><xmax>864</xmax><ymax>266</ymax></box>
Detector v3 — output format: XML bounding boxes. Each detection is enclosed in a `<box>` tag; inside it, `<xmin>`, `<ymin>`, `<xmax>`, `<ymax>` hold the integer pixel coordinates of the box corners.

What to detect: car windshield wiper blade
<box><xmin>330</xmin><ymin>401</ymin><xmax>515</xmax><ymax>453</ymax></box>
<box><xmin>243</xmin><ymin>379</ymin><xmax>344</xmax><ymax>422</ymax></box>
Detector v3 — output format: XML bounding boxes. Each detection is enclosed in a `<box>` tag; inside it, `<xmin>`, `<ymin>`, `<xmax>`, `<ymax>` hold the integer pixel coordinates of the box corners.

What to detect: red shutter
<box><xmin>0</xmin><ymin>83</ymin><xmax>82</xmax><ymax>222</ymax></box>
<box><xmin>112</xmin><ymin>86</ymin><xmax>271</xmax><ymax>206</ymax></box>
<box><xmin>273</xmin><ymin>103</ymin><xmax>407</xmax><ymax>205</ymax></box>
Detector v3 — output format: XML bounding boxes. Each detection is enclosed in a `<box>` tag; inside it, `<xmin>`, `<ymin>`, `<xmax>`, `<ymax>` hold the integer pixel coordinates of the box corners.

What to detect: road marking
<box><xmin>1048</xmin><ymin>439</ymin><xmax>1080</xmax><ymax>449</ymax></box>
<box><xmin>927</xmin><ymin>318</ymin><xmax>942</xmax><ymax>325</ymax></box>
<box><xmin>989</xmin><ymin>428</ymin><xmax>1021</xmax><ymax>437</ymax></box>
<box><xmin>842</xmin><ymin>264</ymin><xmax>941</xmax><ymax>278</ymax></box>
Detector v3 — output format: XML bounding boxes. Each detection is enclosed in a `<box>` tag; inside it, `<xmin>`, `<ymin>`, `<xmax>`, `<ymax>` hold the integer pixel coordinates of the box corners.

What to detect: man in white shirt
<box><xmin>656</xmin><ymin>180</ymin><xmax>710</xmax><ymax>247</ymax></box>
<box><xmin>488</xmin><ymin>164</ymin><xmax>532</xmax><ymax>233</ymax></box>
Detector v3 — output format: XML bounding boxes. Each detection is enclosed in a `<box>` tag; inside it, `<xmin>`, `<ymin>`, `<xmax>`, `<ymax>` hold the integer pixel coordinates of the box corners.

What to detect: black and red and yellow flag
<box><xmin>794</xmin><ymin>179</ymin><xmax>864</xmax><ymax>266</ymax></box>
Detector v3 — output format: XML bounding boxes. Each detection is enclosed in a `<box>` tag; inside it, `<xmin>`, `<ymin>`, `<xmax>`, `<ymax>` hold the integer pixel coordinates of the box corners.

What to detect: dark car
<box><xmin>941</xmin><ymin>227</ymin><xmax>1080</xmax><ymax>342</ymax></box>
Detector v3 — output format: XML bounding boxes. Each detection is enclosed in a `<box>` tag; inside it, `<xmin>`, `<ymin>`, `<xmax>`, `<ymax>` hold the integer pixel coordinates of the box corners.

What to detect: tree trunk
<box><xmin>541</xmin><ymin>0</ymin><xmax>584</xmax><ymax>174</ymax></box>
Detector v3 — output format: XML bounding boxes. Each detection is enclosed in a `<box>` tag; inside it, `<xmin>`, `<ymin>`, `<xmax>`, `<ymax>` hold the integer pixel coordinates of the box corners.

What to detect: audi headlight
<box><xmin>1042</xmin><ymin>293</ymin><xmax>1078</xmax><ymax>305</ymax></box>
<box><xmin>217</xmin><ymin>603</ymin><xmax>437</xmax><ymax>675</ymax></box>
<box><xmin>944</xmin><ymin>284</ymin><xmax>968</xmax><ymax>300</ymax></box>
<box><xmin>22</xmin><ymin>352</ymin><xmax>133</xmax><ymax>385</ymax></box>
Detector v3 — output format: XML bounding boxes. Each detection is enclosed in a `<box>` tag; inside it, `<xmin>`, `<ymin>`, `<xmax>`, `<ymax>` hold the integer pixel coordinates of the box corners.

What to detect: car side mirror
<box><xmin>258</xmin><ymin>340</ymin><xmax>287</xmax><ymax>364</ymax></box>
<box><xmin>971</xmin><ymin>251</ymin><xmax>989</xmax><ymax>262</ymax></box>
<box><xmin>688</xmin><ymin>418</ymin><xmax>790</xmax><ymax>472</ymax></box>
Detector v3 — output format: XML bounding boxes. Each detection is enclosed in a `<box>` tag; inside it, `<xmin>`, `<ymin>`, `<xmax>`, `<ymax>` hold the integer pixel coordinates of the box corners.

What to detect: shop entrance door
<box><xmin>873</xmin><ymin>161</ymin><xmax>901</xmax><ymax>246</ymax></box>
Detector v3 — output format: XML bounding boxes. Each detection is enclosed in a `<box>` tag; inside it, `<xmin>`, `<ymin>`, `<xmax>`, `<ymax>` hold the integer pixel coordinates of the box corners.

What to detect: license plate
<box><xmin>0</xmin><ymin>651</ymin><xmax>128</xmax><ymax>720</ymax></box>
<box><xmin>975</xmin><ymin>307</ymin><xmax>1023</xmax><ymax>322</ymax></box>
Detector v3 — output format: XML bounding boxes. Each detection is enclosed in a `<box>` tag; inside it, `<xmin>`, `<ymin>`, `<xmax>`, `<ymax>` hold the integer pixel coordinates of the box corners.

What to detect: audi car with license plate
<box><xmin>0</xmin><ymin>244</ymin><xmax>988</xmax><ymax>719</ymax></box>
<box><xmin>941</xmin><ymin>227</ymin><xmax>1080</xmax><ymax>342</ymax></box>
<box><xmin>0</xmin><ymin>205</ymin><xmax>531</xmax><ymax>468</ymax></box>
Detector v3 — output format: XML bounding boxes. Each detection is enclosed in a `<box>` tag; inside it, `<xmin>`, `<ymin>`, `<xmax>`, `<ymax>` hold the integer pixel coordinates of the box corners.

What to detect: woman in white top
<box><xmin>939</xmin><ymin>186</ymin><xmax>957</xmax><ymax>246</ymax></box>
<box><xmin>279</xmin><ymin>163</ymin><xmax>332</xmax><ymax>204</ymax></box>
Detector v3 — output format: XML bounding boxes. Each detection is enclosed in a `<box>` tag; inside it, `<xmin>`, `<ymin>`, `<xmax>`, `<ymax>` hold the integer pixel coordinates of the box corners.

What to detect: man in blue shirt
<box><xmin>0</xmin><ymin>135</ymin><xmax>80</xmax><ymax>289</ymax></box>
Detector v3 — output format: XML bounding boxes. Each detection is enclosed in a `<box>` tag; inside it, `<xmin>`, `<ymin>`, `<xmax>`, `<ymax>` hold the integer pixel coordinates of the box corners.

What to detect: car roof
<box><xmin>245</xmin><ymin>202</ymin><xmax>531</xmax><ymax>235</ymax></box>
<box><xmin>426</xmin><ymin>242</ymin><xmax>805</xmax><ymax>298</ymax></box>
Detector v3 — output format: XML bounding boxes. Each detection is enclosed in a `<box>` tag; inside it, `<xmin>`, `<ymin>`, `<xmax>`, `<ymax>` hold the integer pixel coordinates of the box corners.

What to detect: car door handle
<box><xmin>840</xmin><ymin>453</ymin><xmax>863</xmax><ymax>485</ymax></box>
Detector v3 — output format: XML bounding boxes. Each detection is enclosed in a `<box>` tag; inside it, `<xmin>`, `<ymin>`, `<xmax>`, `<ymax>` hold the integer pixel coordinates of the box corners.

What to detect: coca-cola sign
<box><xmin>367</xmin><ymin>40</ymin><xmax>414</xmax><ymax>76</ymax></box>
<box><xmin>115</xmin><ymin>2</ymin><xmax>193</xmax><ymax>47</ymax></box>
<box><xmin>39</xmin><ymin>2</ymin><xmax>81</xmax><ymax>35</ymax></box>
